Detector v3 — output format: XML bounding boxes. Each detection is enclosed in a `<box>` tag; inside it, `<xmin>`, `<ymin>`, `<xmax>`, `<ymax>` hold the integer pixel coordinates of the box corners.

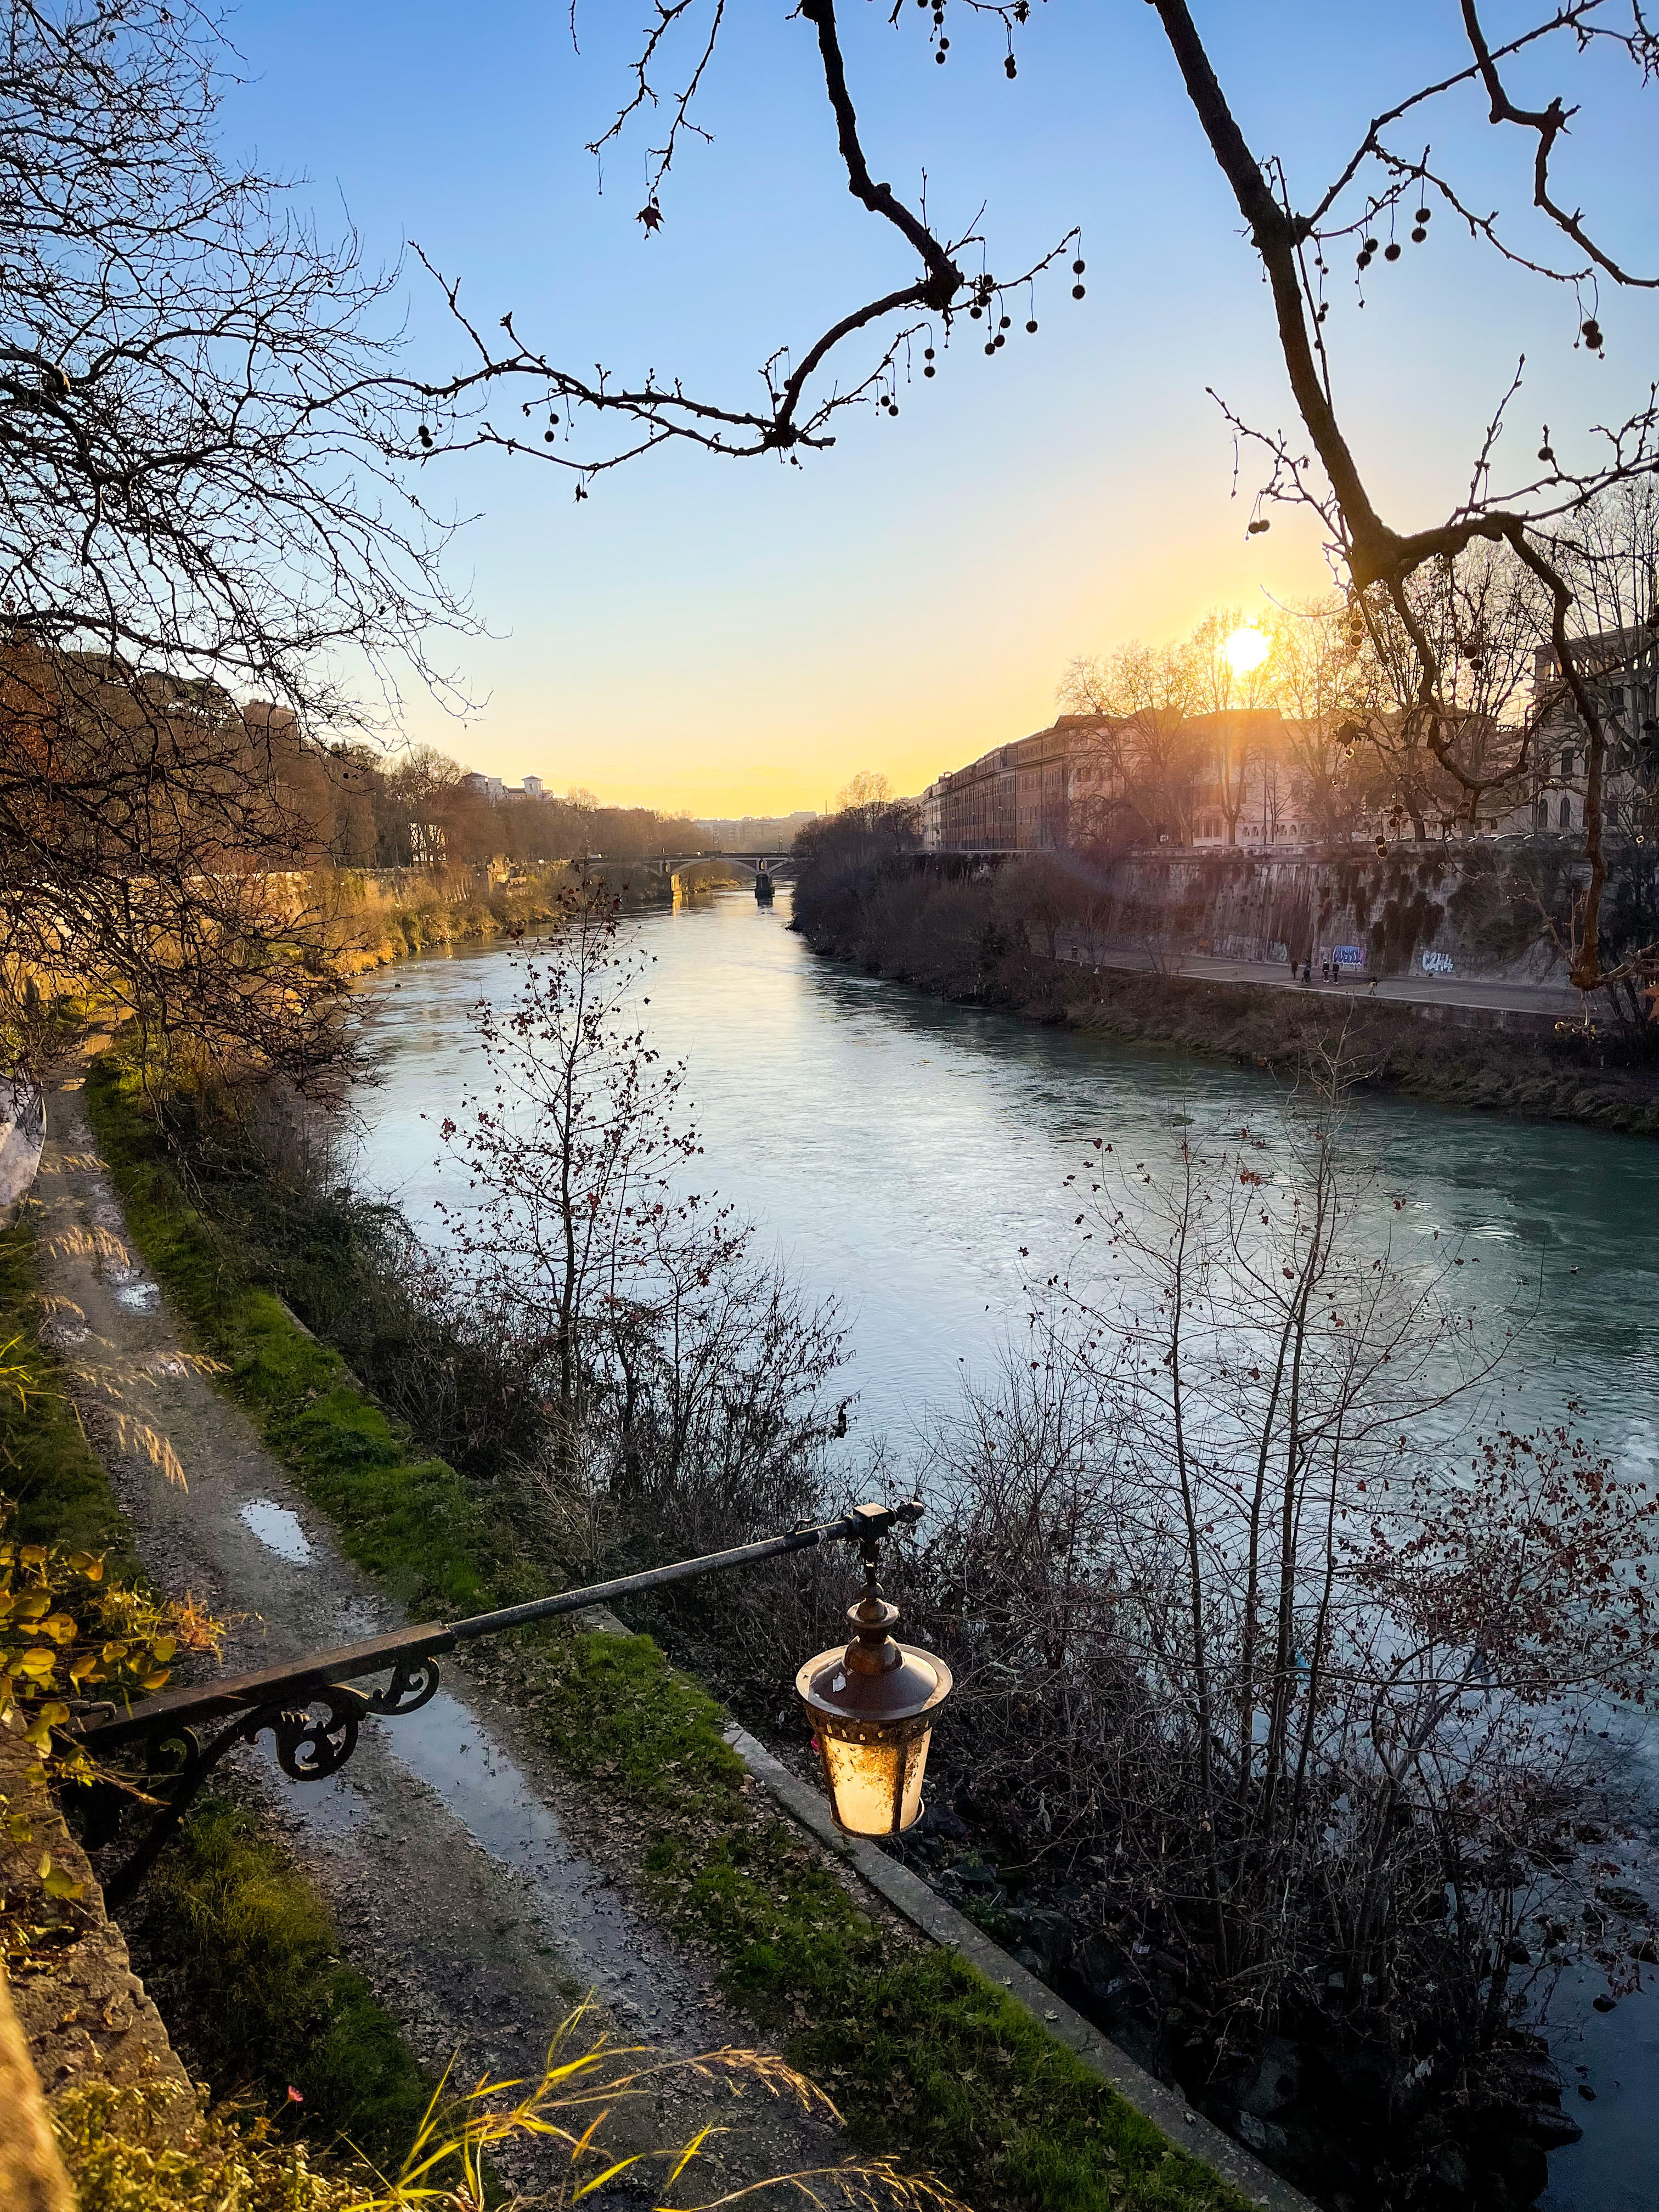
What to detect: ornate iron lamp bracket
<box><xmin>76</xmin><ymin>1499</ymin><xmax>924</xmax><ymax>1908</ymax></box>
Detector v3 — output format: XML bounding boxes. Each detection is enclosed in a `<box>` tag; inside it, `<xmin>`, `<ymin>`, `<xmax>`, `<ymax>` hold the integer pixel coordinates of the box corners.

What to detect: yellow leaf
<box><xmin>16</xmin><ymin>1647</ymin><xmax>55</xmax><ymax>1679</ymax></box>
<box><xmin>42</xmin><ymin>1865</ymin><xmax>86</xmax><ymax>1902</ymax></box>
<box><xmin>65</xmin><ymin>1551</ymin><xmax>104</xmax><ymax>1581</ymax></box>
<box><xmin>138</xmin><ymin>1668</ymin><xmax>172</xmax><ymax>1693</ymax></box>
<box><xmin>150</xmin><ymin>1637</ymin><xmax>177</xmax><ymax>1663</ymax></box>
<box><xmin>42</xmin><ymin>1614</ymin><xmax>77</xmax><ymax>1644</ymax></box>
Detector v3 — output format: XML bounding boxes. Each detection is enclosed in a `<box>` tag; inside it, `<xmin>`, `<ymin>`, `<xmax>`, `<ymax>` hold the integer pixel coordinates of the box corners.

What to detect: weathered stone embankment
<box><xmin>314</xmin><ymin>854</ymin><xmax>745</xmax><ymax>978</ymax></box>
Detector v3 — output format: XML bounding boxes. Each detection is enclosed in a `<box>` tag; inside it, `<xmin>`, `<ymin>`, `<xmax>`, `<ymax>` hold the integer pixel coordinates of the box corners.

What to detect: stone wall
<box><xmin>1</xmin><ymin>1719</ymin><xmax>196</xmax><ymax>2171</ymax></box>
<box><xmin>1087</xmin><ymin>846</ymin><xmax>1570</xmax><ymax>982</ymax></box>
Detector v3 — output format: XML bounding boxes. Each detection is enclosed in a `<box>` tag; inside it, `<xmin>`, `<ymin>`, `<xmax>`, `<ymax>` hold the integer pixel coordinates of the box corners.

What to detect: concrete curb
<box><xmin>572</xmin><ymin>1601</ymin><xmax>1316</xmax><ymax>2209</ymax></box>
<box><xmin>720</xmin><ymin>1723</ymin><xmax>1317</xmax><ymax>2212</ymax></box>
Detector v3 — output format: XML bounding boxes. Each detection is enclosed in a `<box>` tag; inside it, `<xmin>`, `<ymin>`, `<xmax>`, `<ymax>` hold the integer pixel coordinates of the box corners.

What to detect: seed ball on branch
<box><xmin>1072</xmin><ymin>258</ymin><xmax>1085</xmax><ymax>274</ymax></box>
<box><xmin>984</xmin><ymin>341</ymin><xmax>996</xmax><ymax>356</ymax></box>
<box><xmin>1384</xmin><ymin>241</ymin><xmax>1401</xmax><ymax>261</ymax></box>
<box><xmin>1582</xmin><ymin>318</ymin><xmax>1604</xmax><ymax>349</ymax></box>
<box><xmin>924</xmin><ymin>364</ymin><xmax>935</xmax><ymax>376</ymax></box>
<box><xmin>1025</xmin><ymin>319</ymin><xmax>1038</xmax><ymax>333</ymax></box>
<box><xmin>969</xmin><ymin>303</ymin><xmax>983</xmax><ymax>318</ymax></box>
<box><xmin>1072</xmin><ymin>283</ymin><xmax>1085</xmax><ymax>299</ymax></box>
<box><xmin>1415</xmin><ymin>207</ymin><xmax>1431</xmax><ymax>223</ymax></box>
<box><xmin>924</xmin><ymin>346</ymin><xmax>936</xmax><ymax>358</ymax></box>
<box><xmin>994</xmin><ymin>333</ymin><xmax>1005</xmax><ymax>347</ymax></box>
<box><xmin>1005</xmin><ymin>54</ymin><xmax>1017</xmax><ymax>77</ymax></box>
<box><xmin>999</xmin><ymin>315</ymin><xmax>1011</xmax><ymax>329</ymax></box>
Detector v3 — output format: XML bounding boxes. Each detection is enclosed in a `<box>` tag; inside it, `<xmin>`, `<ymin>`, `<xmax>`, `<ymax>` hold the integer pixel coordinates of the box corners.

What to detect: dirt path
<box><xmin>31</xmin><ymin>1076</ymin><xmax>848</xmax><ymax>2202</ymax></box>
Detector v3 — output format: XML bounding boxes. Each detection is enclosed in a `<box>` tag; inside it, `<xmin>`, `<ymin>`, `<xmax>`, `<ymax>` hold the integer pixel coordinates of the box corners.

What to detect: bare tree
<box><xmin>834</xmin><ymin>768</ymin><xmax>895</xmax><ymax>823</ymax></box>
<box><xmin>1</xmin><ymin>0</ymin><xmax>468</xmax><ymax>1083</ymax></box>
<box><xmin>909</xmin><ymin>1053</ymin><xmax>1659</xmax><ymax>2159</ymax></box>
<box><xmin>1059</xmin><ymin>640</ymin><xmax>1200</xmax><ymax>845</ymax></box>
<box><xmin>1266</xmin><ymin>597</ymin><xmax>1372</xmax><ymax>842</ymax></box>
<box><xmin>412</xmin><ymin>0</ymin><xmax>1657</xmax><ymax>990</ymax></box>
<box><xmin>433</xmin><ymin>874</ymin><xmax>847</xmax><ymax>1517</ymax></box>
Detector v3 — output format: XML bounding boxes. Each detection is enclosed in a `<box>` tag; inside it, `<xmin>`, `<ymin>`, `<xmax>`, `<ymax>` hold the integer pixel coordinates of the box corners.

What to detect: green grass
<box><xmin>86</xmin><ymin>1059</ymin><xmax>539</xmax><ymax>1621</ymax></box>
<box><xmin>140</xmin><ymin>1796</ymin><xmax>439</xmax><ymax>2175</ymax></box>
<box><xmin>90</xmin><ymin>1058</ymin><xmax>1249</xmax><ymax>2212</ymax></box>
<box><xmin>516</xmin><ymin>1627</ymin><xmax>1244</xmax><ymax>2211</ymax></box>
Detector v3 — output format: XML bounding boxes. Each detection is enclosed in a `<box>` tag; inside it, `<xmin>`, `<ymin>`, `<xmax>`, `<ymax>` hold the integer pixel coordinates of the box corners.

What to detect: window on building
<box><xmin>1559</xmin><ymin>795</ymin><xmax>1573</xmax><ymax>830</ymax></box>
<box><xmin>1561</xmin><ymin>747</ymin><xmax>1575</xmax><ymax>779</ymax></box>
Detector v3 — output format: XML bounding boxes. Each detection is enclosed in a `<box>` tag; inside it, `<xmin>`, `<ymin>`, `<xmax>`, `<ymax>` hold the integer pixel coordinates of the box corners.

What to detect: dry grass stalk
<box><xmin>39</xmin><ymin>1225</ymin><xmax>132</xmax><ymax>1269</ymax></box>
<box><xmin>350</xmin><ymin>2004</ymin><xmax>972</xmax><ymax>2212</ymax></box>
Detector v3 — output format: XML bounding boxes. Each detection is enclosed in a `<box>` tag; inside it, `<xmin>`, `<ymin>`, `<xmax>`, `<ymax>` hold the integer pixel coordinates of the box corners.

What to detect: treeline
<box><xmin>264</xmin><ymin>720</ymin><xmax>701</xmax><ymax>870</ymax></box>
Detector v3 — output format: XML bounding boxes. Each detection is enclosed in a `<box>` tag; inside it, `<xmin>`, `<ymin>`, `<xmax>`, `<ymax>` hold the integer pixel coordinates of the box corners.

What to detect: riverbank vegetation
<box><xmin>81</xmin><ymin>1053</ymin><xmax>1250</xmax><ymax>2212</ymax></box>
<box><xmin>81</xmin><ymin>856</ymin><xmax>1659</xmax><ymax>2211</ymax></box>
<box><xmin>790</xmin><ymin>822</ymin><xmax>1659</xmax><ymax>1137</ymax></box>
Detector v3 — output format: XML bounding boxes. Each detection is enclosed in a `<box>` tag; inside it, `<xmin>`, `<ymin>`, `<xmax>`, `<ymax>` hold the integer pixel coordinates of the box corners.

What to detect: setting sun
<box><xmin>1224</xmin><ymin>623</ymin><xmax>1271</xmax><ymax>679</ymax></box>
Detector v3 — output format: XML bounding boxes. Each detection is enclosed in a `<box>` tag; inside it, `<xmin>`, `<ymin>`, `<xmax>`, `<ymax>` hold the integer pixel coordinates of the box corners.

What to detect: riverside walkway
<box><xmin>1057</xmin><ymin>936</ymin><xmax>1588</xmax><ymax>1022</ymax></box>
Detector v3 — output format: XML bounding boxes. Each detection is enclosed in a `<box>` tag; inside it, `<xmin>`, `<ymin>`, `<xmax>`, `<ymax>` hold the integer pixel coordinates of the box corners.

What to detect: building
<box><xmin>1513</xmin><ymin>630</ymin><xmax>1659</xmax><ymax>838</ymax></box>
<box><xmin>462</xmin><ymin>770</ymin><xmax>504</xmax><ymax>800</ymax></box>
<box><xmin>927</xmin><ymin>717</ymin><xmax>1120</xmax><ymax>852</ymax></box>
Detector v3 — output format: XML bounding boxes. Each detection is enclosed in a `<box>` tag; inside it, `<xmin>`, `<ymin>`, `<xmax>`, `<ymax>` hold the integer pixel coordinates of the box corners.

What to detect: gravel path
<box><xmin>32</xmin><ymin>1075</ymin><xmax>850</xmax><ymax>2202</ymax></box>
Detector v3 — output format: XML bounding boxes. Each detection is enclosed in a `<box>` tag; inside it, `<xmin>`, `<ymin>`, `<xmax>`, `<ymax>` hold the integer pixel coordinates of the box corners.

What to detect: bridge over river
<box><xmin>654</xmin><ymin>849</ymin><xmax>799</xmax><ymax>884</ymax></box>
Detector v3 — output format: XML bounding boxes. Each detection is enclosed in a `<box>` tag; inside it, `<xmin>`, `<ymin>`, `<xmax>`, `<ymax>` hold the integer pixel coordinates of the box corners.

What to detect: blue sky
<box><xmin>222</xmin><ymin>1</ymin><xmax>1659</xmax><ymax>811</ymax></box>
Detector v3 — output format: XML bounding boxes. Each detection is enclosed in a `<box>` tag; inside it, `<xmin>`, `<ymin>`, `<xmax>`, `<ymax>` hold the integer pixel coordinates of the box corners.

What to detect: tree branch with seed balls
<box><xmin>416</xmin><ymin>0</ymin><xmax>1658</xmax><ymax>991</ymax></box>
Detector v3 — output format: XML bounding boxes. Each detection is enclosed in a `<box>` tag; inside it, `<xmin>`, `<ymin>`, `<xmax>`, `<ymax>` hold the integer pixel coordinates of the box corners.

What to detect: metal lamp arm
<box><xmin>72</xmin><ymin>1499</ymin><xmax>923</xmax><ymax>1906</ymax></box>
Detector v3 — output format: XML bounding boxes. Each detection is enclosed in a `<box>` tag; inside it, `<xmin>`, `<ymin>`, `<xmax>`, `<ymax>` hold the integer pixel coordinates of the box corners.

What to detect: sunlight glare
<box><xmin>1224</xmin><ymin>623</ymin><xmax>1271</xmax><ymax>678</ymax></box>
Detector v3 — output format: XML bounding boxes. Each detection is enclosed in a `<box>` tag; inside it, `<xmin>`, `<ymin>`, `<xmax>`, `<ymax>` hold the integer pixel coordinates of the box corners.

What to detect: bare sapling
<box><xmin>434</xmin><ymin>875</ymin><xmax>846</xmax><ymax>1537</ymax></box>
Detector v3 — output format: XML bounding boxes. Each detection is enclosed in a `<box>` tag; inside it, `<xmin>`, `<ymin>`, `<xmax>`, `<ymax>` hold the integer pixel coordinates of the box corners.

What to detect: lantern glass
<box><xmin>817</xmin><ymin>1720</ymin><xmax>935</xmax><ymax>1836</ymax></box>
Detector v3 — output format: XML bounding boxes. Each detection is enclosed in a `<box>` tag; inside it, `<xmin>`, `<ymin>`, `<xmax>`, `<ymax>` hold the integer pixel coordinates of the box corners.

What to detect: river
<box><xmin>351</xmin><ymin>884</ymin><xmax>1659</xmax><ymax>2212</ymax></box>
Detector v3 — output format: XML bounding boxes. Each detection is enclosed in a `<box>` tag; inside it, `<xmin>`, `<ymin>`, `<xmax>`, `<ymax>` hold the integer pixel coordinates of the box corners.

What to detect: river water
<box><xmin>351</xmin><ymin>884</ymin><xmax>1659</xmax><ymax>2212</ymax></box>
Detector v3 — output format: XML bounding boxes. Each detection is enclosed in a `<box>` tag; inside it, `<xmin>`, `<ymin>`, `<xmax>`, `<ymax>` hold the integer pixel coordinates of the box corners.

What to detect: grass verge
<box><xmin>86</xmin><ymin>1058</ymin><xmax>539</xmax><ymax>1621</ymax></box>
<box><xmin>136</xmin><ymin>1795</ymin><xmax>438</xmax><ymax>2175</ymax></box>
<box><xmin>87</xmin><ymin>1060</ymin><xmax>1251</xmax><ymax>2211</ymax></box>
<box><xmin>511</xmin><ymin>1627</ymin><xmax>1242</xmax><ymax>2212</ymax></box>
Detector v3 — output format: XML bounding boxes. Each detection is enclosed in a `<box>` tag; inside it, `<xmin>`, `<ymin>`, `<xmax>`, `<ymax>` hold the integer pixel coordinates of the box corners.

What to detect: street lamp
<box><xmin>75</xmin><ymin>1496</ymin><xmax>952</xmax><ymax>1904</ymax></box>
<box><xmin>796</xmin><ymin>1503</ymin><xmax>953</xmax><ymax>1837</ymax></box>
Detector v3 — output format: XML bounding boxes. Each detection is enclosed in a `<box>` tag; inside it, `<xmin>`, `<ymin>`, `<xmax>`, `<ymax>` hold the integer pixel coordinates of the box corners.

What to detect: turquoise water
<box><xmin>351</xmin><ymin>884</ymin><xmax>1659</xmax><ymax>2211</ymax></box>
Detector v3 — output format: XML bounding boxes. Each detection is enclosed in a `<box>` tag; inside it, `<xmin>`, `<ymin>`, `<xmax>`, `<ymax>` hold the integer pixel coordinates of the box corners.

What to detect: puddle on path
<box><xmin>113</xmin><ymin>1280</ymin><xmax>159</xmax><ymax>1312</ymax></box>
<box><xmin>258</xmin><ymin>1679</ymin><xmax>687</xmax><ymax>2033</ymax></box>
<box><xmin>237</xmin><ymin>1497</ymin><xmax>314</xmax><ymax>1564</ymax></box>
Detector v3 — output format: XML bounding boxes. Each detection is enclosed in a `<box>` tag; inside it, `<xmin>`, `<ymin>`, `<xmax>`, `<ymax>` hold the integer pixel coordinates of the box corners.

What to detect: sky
<box><xmin>222</xmin><ymin>2</ymin><xmax>1659</xmax><ymax>814</ymax></box>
